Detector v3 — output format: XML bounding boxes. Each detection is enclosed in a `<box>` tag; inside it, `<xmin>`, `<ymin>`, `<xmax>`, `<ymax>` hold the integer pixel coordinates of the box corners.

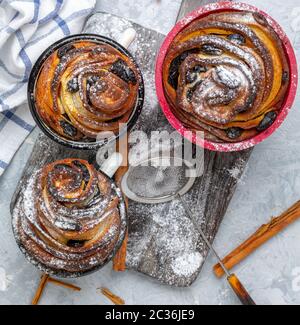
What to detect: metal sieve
<box><xmin>121</xmin><ymin>156</ymin><xmax>200</xmax><ymax>204</ymax></box>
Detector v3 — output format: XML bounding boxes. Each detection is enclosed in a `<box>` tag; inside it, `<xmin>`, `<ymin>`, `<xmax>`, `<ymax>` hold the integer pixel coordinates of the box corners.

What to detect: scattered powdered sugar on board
<box><xmin>126</xmin><ymin>197</ymin><xmax>205</xmax><ymax>286</ymax></box>
<box><xmin>84</xmin><ymin>13</ymin><xmax>211</xmax><ymax>287</ymax></box>
<box><xmin>10</xmin><ymin>12</ymin><xmax>250</xmax><ymax>287</ymax></box>
<box><xmin>226</xmin><ymin>156</ymin><xmax>248</xmax><ymax>181</ymax></box>
<box><xmin>228</xmin><ymin>166</ymin><xmax>241</xmax><ymax>180</ymax></box>
<box><xmin>171</xmin><ymin>252</ymin><xmax>203</xmax><ymax>277</ymax></box>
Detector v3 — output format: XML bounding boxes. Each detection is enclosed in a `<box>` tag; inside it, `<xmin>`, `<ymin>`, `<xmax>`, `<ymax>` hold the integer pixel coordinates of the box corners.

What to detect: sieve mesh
<box><xmin>126</xmin><ymin>164</ymin><xmax>190</xmax><ymax>199</ymax></box>
<box><xmin>121</xmin><ymin>156</ymin><xmax>198</xmax><ymax>204</ymax></box>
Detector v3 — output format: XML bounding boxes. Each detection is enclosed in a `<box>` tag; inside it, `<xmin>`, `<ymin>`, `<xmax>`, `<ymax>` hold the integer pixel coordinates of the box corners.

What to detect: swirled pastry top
<box><xmin>35</xmin><ymin>40</ymin><xmax>141</xmax><ymax>141</ymax></box>
<box><xmin>12</xmin><ymin>159</ymin><xmax>126</xmax><ymax>277</ymax></box>
<box><xmin>162</xmin><ymin>11</ymin><xmax>290</xmax><ymax>142</ymax></box>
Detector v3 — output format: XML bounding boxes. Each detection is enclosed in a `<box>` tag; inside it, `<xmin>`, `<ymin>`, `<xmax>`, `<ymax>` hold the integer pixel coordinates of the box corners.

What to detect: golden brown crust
<box><xmin>162</xmin><ymin>11</ymin><xmax>290</xmax><ymax>142</ymax></box>
<box><xmin>35</xmin><ymin>41</ymin><xmax>140</xmax><ymax>141</ymax></box>
<box><xmin>15</xmin><ymin>159</ymin><xmax>122</xmax><ymax>275</ymax></box>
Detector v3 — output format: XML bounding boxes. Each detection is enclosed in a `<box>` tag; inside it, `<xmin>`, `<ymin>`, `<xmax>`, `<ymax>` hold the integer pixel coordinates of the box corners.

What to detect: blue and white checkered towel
<box><xmin>0</xmin><ymin>0</ymin><xmax>96</xmax><ymax>176</ymax></box>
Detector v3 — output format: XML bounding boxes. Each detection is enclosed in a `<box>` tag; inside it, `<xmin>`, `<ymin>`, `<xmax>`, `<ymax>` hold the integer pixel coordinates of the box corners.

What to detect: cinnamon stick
<box><xmin>32</xmin><ymin>274</ymin><xmax>49</xmax><ymax>305</ymax></box>
<box><xmin>113</xmin><ymin>135</ymin><xmax>129</xmax><ymax>272</ymax></box>
<box><xmin>113</xmin><ymin>230</ymin><xmax>128</xmax><ymax>271</ymax></box>
<box><xmin>214</xmin><ymin>200</ymin><xmax>300</xmax><ymax>277</ymax></box>
<box><xmin>47</xmin><ymin>277</ymin><xmax>81</xmax><ymax>291</ymax></box>
<box><xmin>100</xmin><ymin>287</ymin><xmax>125</xmax><ymax>305</ymax></box>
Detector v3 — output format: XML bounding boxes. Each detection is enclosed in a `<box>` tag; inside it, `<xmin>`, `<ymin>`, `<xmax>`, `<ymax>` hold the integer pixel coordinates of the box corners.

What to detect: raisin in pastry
<box><xmin>162</xmin><ymin>11</ymin><xmax>290</xmax><ymax>142</ymax></box>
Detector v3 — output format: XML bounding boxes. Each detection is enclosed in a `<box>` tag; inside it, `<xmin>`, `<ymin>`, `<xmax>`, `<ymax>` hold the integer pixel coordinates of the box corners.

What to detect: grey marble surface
<box><xmin>1</xmin><ymin>0</ymin><xmax>300</xmax><ymax>305</ymax></box>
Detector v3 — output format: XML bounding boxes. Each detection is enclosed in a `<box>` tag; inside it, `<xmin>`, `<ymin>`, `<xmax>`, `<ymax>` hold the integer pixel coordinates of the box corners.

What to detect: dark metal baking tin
<box><xmin>13</xmin><ymin>175</ymin><xmax>128</xmax><ymax>278</ymax></box>
<box><xmin>27</xmin><ymin>34</ymin><xmax>144</xmax><ymax>150</ymax></box>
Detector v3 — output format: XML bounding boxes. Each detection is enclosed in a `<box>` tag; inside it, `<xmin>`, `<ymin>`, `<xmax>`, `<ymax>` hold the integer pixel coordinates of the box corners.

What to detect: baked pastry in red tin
<box><xmin>162</xmin><ymin>11</ymin><xmax>290</xmax><ymax>143</ymax></box>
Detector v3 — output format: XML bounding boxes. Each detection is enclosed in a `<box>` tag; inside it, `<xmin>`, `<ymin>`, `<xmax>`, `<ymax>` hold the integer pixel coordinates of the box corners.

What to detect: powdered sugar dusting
<box><xmin>126</xmin><ymin>196</ymin><xmax>205</xmax><ymax>286</ymax></box>
<box><xmin>84</xmin><ymin>13</ymin><xmax>208</xmax><ymax>287</ymax></box>
<box><xmin>12</xmin><ymin>165</ymin><xmax>127</xmax><ymax>278</ymax></box>
<box><xmin>171</xmin><ymin>252</ymin><xmax>203</xmax><ymax>277</ymax></box>
<box><xmin>228</xmin><ymin>166</ymin><xmax>241</xmax><ymax>179</ymax></box>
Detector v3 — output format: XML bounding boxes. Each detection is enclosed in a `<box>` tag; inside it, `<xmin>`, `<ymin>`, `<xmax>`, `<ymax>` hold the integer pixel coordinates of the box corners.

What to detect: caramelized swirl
<box><xmin>163</xmin><ymin>11</ymin><xmax>290</xmax><ymax>142</ymax></box>
<box><xmin>35</xmin><ymin>41</ymin><xmax>140</xmax><ymax>141</ymax></box>
<box><xmin>13</xmin><ymin>159</ymin><xmax>126</xmax><ymax>276</ymax></box>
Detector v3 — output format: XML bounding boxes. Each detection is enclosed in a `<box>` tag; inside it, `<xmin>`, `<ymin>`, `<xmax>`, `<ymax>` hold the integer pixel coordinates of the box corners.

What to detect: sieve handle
<box><xmin>98</xmin><ymin>29</ymin><xmax>134</xmax><ymax>179</ymax></box>
<box><xmin>118</xmin><ymin>28</ymin><xmax>136</xmax><ymax>49</ymax></box>
<box><xmin>101</xmin><ymin>152</ymin><xmax>123</xmax><ymax>178</ymax></box>
<box><xmin>227</xmin><ymin>274</ymin><xmax>256</xmax><ymax>305</ymax></box>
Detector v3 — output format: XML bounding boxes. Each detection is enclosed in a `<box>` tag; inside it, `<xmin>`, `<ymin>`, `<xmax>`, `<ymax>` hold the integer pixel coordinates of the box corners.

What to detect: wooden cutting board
<box><xmin>11</xmin><ymin>1</ymin><xmax>252</xmax><ymax>287</ymax></box>
<box><xmin>124</xmin><ymin>0</ymin><xmax>251</xmax><ymax>286</ymax></box>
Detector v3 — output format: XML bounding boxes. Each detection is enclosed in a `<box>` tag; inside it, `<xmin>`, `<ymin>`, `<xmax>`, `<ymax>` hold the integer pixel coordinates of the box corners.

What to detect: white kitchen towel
<box><xmin>0</xmin><ymin>0</ymin><xmax>96</xmax><ymax>176</ymax></box>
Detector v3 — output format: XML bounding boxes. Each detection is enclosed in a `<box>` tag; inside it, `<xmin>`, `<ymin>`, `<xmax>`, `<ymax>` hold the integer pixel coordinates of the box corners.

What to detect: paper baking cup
<box><xmin>155</xmin><ymin>2</ymin><xmax>298</xmax><ymax>152</ymax></box>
